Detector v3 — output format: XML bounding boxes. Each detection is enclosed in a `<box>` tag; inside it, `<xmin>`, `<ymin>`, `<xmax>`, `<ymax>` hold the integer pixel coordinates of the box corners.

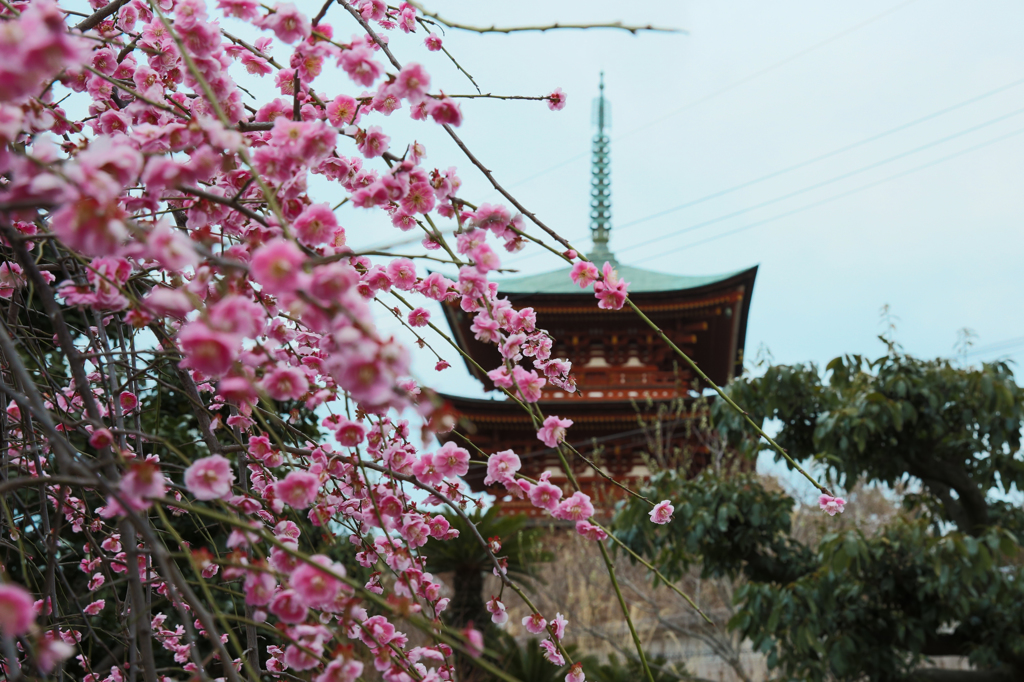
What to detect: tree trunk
<box><xmin>449</xmin><ymin>567</ymin><xmax>486</xmax><ymax>628</ymax></box>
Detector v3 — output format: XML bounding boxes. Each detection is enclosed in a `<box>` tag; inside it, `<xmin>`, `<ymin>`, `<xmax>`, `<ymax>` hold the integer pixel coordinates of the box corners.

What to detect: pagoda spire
<box><xmin>588</xmin><ymin>72</ymin><xmax>616</xmax><ymax>265</ymax></box>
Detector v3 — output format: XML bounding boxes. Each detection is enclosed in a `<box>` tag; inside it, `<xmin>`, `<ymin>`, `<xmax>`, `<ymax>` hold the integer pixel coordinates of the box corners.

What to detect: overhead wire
<box><xmin>615</xmin><ymin>76</ymin><xmax>1024</xmax><ymax>233</ymax></box>
<box><xmin>963</xmin><ymin>336</ymin><xmax>1024</xmax><ymax>359</ymax></box>
<box><xmin>504</xmin><ymin>75</ymin><xmax>1024</xmax><ymax>267</ymax></box>
<box><xmin>503</xmin><ymin>94</ymin><xmax>1024</xmax><ymax>269</ymax></box>
<box><xmin>614</xmin><ymin>103</ymin><xmax>1024</xmax><ymax>255</ymax></box>
<box><xmin>641</xmin><ymin>124</ymin><xmax>1024</xmax><ymax>260</ymax></box>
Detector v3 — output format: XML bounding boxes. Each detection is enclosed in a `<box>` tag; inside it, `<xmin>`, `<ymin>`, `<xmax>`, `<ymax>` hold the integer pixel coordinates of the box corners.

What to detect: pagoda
<box><xmin>439</xmin><ymin>76</ymin><xmax>758</xmax><ymax>516</ymax></box>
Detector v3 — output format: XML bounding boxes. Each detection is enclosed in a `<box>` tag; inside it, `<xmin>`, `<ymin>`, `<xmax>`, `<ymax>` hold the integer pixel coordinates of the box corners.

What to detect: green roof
<box><xmin>496</xmin><ymin>264</ymin><xmax>747</xmax><ymax>295</ymax></box>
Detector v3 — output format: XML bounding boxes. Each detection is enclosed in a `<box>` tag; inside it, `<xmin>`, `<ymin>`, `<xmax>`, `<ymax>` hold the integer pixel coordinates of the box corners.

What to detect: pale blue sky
<box><xmin>331</xmin><ymin>0</ymin><xmax>1024</xmax><ymax>406</ymax></box>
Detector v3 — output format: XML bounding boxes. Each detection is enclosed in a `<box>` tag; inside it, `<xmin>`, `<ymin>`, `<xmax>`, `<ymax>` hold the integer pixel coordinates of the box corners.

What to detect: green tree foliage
<box><xmin>614</xmin><ymin>350</ymin><xmax>1024</xmax><ymax>682</ymax></box>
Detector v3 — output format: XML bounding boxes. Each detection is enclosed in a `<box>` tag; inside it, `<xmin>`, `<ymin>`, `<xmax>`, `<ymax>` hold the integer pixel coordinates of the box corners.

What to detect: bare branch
<box><xmin>407</xmin><ymin>2</ymin><xmax>684</xmax><ymax>35</ymax></box>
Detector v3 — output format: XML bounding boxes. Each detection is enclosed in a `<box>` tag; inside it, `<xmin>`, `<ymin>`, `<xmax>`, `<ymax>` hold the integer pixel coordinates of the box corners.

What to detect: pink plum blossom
<box><xmin>593</xmin><ymin>261</ymin><xmax>629</xmax><ymax>310</ymax></box>
<box><xmin>570</xmin><ymin>261</ymin><xmax>599</xmax><ymax>288</ymax></box>
<box><xmin>147</xmin><ymin>222</ymin><xmax>199</xmax><ymax>271</ymax></box>
<box><xmin>359</xmin><ymin>614</ymin><xmax>396</xmax><ymax>648</ymax></box>
<box><xmin>209</xmin><ymin>296</ymin><xmax>266</xmax><ymax>339</ymax></box>
<box><xmin>649</xmin><ymin>500</ymin><xmax>674</xmax><ymax>525</ymax></box>
<box><xmin>485</xmin><ymin>596</ymin><xmax>508</xmax><ymax>625</ymax></box>
<box><xmin>178</xmin><ymin>322</ymin><xmax>239</xmax><ymax>377</ymax></box>
<box><xmin>553</xmin><ymin>492</ymin><xmax>594</xmax><ymax>522</ymax></box>
<box><xmin>424</xmin><ymin>33</ymin><xmax>442</xmax><ymax>51</ymax></box>
<box><xmin>356</xmin><ymin>126</ymin><xmax>390</xmax><ymax>158</ymax></box>
<box><xmin>0</xmin><ymin>263</ymin><xmax>25</xmax><ymax>299</ymax></box>
<box><xmin>250</xmin><ymin>238</ymin><xmax>305</xmax><ymax>296</ymax></box>
<box><xmin>428</xmin><ymin>97</ymin><xmax>463</xmax><ymax>127</ymax></box>
<box><xmin>387</xmin><ymin>258</ymin><xmax>418</xmax><ymax>290</ymax></box>
<box><xmin>0</xmin><ymin>583</ymin><xmax>34</xmax><ymax>635</ymax></box>
<box><xmin>261</xmin><ymin>365</ymin><xmax>309</xmax><ymax>401</ymax></box>
<box><xmin>334</xmin><ymin>419</ymin><xmax>366</xmax><ymax>447</ymax></box>
<box><xmin>547</xmin><ymin>88</ymin><xmax>567</xmax><ymax>111</ymax></box>
<box><xmin>258</xmin><ymin>2</ymin><xmax>310</xmax><ymax>43</ymax></box>
<box><xmin>89</xmin><ymin>428</ymin><xmax>115</xmax><ymax>449</ymax></box>
<box><xmin>393</xmin><ymin>63</ymin><xmax>431</xmax><ymax>103</ymax></box>
<box><xmin>418</xmin><ymin>272</ymin><xmax>454</xmax><ymax>301</ymax></box>
<box><xmin>434</xmin><ymin>442</ymin><xmax>470</xmax><ymax>479</ymax></box>
<box><xmin>339</xmin><ymin>46</ymin><xmax>382</xmax><ymax>87</ymax></box>
<box><xmin>540</xmin><ymin>639</ymin><xmax>564</xmax><ymax>665</ymax></box>
<box><xmin>284</xmin><ymin>626</ymin><xmax>325</xmax><ymax>670</ymax></box>
<box><xmin>275</xmin><ymin>471</ymin><xmax>320</xmax><ymax>509</ymax></box>
<box><xmin>184</xmin><ymin>455</ymin><xmax>235</xmax><ymax>500</ymax></box>
<box><xmin>270</xmin><ymin>590</ymin><xmax>308</xmax><ymax>623</ymax></box>
<box><xmin>244</xmin><ymin>569</ymin><xmax>276</xmax><ymax>605</ymax></box>
<box><xmin>522</xmin><ymin>612</ymin><xmax>547</xmax><ymax>635</ymax></box>
<box><xmin>411</xmin><ymin>453</ymin><xmax>444</xmax><ymax>486</ymax></box>
<box><xmin>35</xmin><ymin>632</ymin><xmax>74</xmax><ymax>674</ymax></box>
<box><xmin>143</xmin><ymin>288</ymin><xmax>194</xmax><ymax>319</ymax></box>
<box><xmin>575</xmin><ymin>520</ymin><xmax>608</xmax><ymax>541</ymax></box>
<box><xmin>407</xmin><ymin>307</ymin><xmax>431</xmax><ymax>327</ymax></box>
<box><xmin>119</xmin><ymin>391</ymin><xmax>138</xmax><ymax>412</ymax></box>
<box><xmin>119</xmin><ymin>461</ymin><xmax>165</xmax><ymax>510</ymax></box>
<box><xmin>316</xmin><ymin>657</ymin><xmax>364</xmax><ymax>682</ymax></box>
<box><xmin>293</xmin><ymin>204</ymin><xmax>339</xmax><ymax>246</ymax></box>
<box><xmin>819</xmin><ymin>494</ymin><xmax>846</xmax><ymax>516</ymax></box>
<box><xmin>550</xmin><ymin>612</ymin><xmax>568</xmax><ymax>640</ymax></box>
<box><xmin>463</xmin><ymin>625</ymin><xmax>484</xmax><ymax>657</ymax></box>
<box><xmin>327</xmin><ymin>95</ymin><xmax>361</xmax><ymax>126</ymax></box>
<box><xmin>0</xmin><ymin>0</ymin><xmax>88</xmax><ymax>101</ymax></box>
<box><xmin>290</xmin><ymin>555</ymin><xmax>343</xmax><ymax>607</ymax></box>
<box><xmin>512</xmin><ymin>366</ymin><xmax>546</xmax><ymax>403</ymax></box>
<box><xmin>537</xmin><ymin>415</ymin><xmax>573</xmax><ymax>448</ymax></box>
<box><xmin>566</xmin><ymin>662</ymin><xmax>586</xmax><ymax>682</ymax></box>
<box><xmin>218</xmin><ymin>0</ymin><xmax>260</xmax><ymax>20</ymax></box>
<box><xmin>529</xmin><ymin>479</ymin><xmax>562</xmax><ymax>512</ymax></box>
<box><xmin>483</xmin><ymin>450</ymin><xmax>520</xmax><ymax>486</ymax></box>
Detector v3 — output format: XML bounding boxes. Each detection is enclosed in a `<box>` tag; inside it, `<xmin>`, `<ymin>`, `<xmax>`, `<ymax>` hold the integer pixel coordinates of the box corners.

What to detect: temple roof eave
<box><xmin>495</xmin><ymin>264</ymin><xmax>756</xmax><ymax>297</ymax></box>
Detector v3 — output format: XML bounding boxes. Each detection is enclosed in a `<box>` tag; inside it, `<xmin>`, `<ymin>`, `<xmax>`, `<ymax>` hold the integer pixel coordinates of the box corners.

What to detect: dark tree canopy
<box><xmin>615</xmin><ymin>350</ymin><xmax>1024</xmax><ymax>682</ymax></box>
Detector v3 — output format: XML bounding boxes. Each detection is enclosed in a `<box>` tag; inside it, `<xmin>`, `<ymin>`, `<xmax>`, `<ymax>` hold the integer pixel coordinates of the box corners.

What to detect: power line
<box><xmin>610</xmin><ymin>103</ymin><xmax>1024</xmax><ymax>255</ymax></box>
<box><xmin>501</xmin><ymin>0</ymin><xmax>922</xmax><ymax>192</ymax></box>
<box><xmin>641</xmin><ymin>125</ymin><xmax>1024</xmax><ymax>260</ymax></box>
<box><xmin>615</xmin><ymin>76</ymin><xmax>1024</xmax><ymax>233</ymax></box>
<box><xmin>964</xmin><ymin>336</ymin><xmax>1024</xmax><ymax>358</ymax></box>
<box><xmin>504</xmin><ymin>76</ymin><xmax>1024</xmax><ymax>268</ymax></box>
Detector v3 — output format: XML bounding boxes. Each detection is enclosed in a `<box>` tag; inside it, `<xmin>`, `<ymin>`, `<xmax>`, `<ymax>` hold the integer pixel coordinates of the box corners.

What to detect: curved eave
<box><xmin>495</xmin><ymin>264</ymin><xmax>754</xmax><ymax>296</ymax></box>
<box><xmin>440</xmin><ymin>265</ymin><xmax>759</xmax><ymax>384</ymax></box>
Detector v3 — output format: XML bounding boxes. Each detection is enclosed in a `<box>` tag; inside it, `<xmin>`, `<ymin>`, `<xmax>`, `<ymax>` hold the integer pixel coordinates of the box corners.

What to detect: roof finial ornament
<box><xmin>588</xmin><ymin>72</ymin><xmax>616</xmax><ymax>265</ymax></box>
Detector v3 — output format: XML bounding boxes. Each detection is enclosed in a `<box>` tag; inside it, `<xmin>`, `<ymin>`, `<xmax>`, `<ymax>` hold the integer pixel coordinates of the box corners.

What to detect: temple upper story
<box><xmin>436</xmin><ymin>75</ymin><xmax>758</xmax><ymax>512</ymax></box>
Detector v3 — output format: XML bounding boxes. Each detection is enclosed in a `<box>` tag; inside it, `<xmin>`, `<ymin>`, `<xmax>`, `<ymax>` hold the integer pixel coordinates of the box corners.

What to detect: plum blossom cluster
<box><xmin>0</xmin><ymin>0</ymin><xmax>615</xmax><ymax>678</ymax></box>
<box><xmin>569</xmin><ymin>260</ymin><xmax>630</xmax><ymax>310</ymax></box>
<box><xmin>0</xmin><ymin>0</ymin><xmax>816</xmax><ymax>679</ymax></box>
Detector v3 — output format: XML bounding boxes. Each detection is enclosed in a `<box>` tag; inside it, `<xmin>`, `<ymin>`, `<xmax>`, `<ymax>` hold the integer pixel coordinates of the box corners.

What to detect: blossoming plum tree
<box><xmin>0</xmin><ymin>1</ymin><xmax>837</xmax><ymax>681</ymax></box>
